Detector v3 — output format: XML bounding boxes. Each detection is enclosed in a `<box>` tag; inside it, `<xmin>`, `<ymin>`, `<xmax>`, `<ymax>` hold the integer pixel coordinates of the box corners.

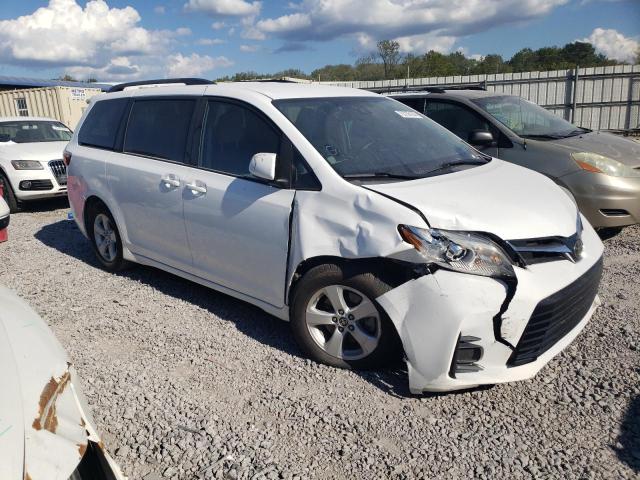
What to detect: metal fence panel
<box><xmin>323</xmin><ymin>64</ymin><xmax>640</xmax><ymax>131</ymax></box>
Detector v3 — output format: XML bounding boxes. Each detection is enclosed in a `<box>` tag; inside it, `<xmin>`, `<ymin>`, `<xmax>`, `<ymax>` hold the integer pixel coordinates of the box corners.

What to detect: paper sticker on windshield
<box><xmin>395</xmin><ymin>110</ymin><xmax>422</xmax><ymax>119</ymax></box>
<box><xmin>52</xmin><ymin>125</ymin><xmax>71</xmax><ymax>132</ymax></box>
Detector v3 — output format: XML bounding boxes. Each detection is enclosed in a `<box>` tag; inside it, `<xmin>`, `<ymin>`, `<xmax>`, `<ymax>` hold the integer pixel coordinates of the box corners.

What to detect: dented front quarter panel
<box><xmin>0</xmin><ymin>286</ymin><xmax>125</xmax><ymax>480</ymax></box>
<box><xmin>287</xmin><ymin>183</ymin><xmax>426</xmax><ymax>296</ymax></box>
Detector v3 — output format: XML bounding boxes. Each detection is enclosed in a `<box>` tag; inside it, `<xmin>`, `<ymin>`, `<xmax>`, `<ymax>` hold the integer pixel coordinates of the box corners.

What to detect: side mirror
<box><xmin>249</xmin><ymin>152</ymin><xmax>277</xmax><ymax>181</ymax></box>
<box><xmin>468</xmin><ymin>130</ymin><xmax>494</xmax><ymax>146</ymax></box>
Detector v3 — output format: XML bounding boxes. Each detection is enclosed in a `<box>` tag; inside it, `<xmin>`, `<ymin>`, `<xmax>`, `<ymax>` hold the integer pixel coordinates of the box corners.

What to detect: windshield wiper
<box><xmin>342</xmin><ymin>172</ymin><xmax>422</xmax><ymax>180</ymax></box>
<box><xmin>521</xmin><ymin>133</ymin><xmax>565</xmax><ymax>140</ymax></box>
<box><xmin>422</xmin><ymin>159</ymin><xmax>489</xmax><ymax>176</ymax></box>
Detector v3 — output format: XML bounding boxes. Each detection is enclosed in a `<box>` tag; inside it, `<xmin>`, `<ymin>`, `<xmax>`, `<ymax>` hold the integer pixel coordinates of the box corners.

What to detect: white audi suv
<box><xmin>65</xmin><ymin>79</ymin><xmax>603</xmax><ymax>393</ymax></box>
<box><xmin>0</xmin><ymin>117</ymin><xmax>71</xmax><ymax>212</ymax></box>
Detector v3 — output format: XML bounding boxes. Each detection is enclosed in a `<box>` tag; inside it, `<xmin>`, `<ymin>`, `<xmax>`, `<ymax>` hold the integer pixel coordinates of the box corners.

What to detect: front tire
<box><xmin>290</xmin><ymin>264</ymin><xmax>400</xmax><ymax>370</ymax></box>
<box><xmin>87</xmin><ymin>205</ymin><xmax>129</xmax><ymax>271</ymax></box>
<box><xmin>0</xmin><ymin>173</ymin><xmax>21</xmax><ymax>213</ymax></box>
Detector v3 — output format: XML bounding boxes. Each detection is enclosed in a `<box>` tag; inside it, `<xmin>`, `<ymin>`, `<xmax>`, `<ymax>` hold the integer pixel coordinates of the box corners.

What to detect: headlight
<box><xmin>11</xmin><ymin>160</ymin><xmax>43</xmax><ymax>170</ymax></box>
<box><xmin>571</xmin><ymin>152</ymin><xmax>640</xmax><ymax>178</ymax></box>
<box><xmin>398</xmin><ymin>225</ymin><xmax>516</xmax><ymax>278</ymax></box>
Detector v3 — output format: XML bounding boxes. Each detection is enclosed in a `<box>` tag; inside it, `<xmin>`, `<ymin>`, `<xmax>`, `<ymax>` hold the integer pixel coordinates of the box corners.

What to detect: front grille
<box><xmin>48</xmin><ymin>159</ymin><xmax>67</xmax><ymax>186</ymax></box>
<box><xmin>507</xmin><ymin>257</ymin><xmax>603</xmax><ymax>367</ymax></box>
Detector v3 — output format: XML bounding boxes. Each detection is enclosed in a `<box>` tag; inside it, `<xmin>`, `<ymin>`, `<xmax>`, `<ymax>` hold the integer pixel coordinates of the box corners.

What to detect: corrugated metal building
<box><xmin>0</xmin><ymin>86</ymin><xmax>104</xmax><ymax>128</ymax></box>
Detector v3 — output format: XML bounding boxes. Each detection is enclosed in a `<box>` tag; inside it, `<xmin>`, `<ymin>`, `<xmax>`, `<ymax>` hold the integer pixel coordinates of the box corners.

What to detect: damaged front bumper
<box><xmin>377</xmin><ymin>221</ymin><xmax>604</xmax><ymax>394</ymax></box>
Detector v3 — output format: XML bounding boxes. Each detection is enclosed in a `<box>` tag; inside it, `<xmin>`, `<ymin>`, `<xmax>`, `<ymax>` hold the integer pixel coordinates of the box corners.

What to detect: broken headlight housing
<box><xmin>398</xmin><ymin>225</ymin><xmax>515</xmax><ymax>278</ymax></box>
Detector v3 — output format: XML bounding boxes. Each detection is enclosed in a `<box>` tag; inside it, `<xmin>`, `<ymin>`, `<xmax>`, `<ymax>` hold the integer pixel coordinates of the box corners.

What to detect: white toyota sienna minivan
<box><xmin>66</xmin><ymin>79</ymin><xmax>604</xmax><ymax>393</ymax></box>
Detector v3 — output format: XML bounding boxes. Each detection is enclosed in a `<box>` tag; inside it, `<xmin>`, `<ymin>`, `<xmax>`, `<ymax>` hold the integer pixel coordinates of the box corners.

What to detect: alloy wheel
<box><xmin>305</xmin><ymin>285</ymin><xmax>382</xmax><ymax>361</ymax></box>
<box><xmin>93</xmin><ymin>213</ymin><xmax>117</xmax><ymax>263</ymax></box>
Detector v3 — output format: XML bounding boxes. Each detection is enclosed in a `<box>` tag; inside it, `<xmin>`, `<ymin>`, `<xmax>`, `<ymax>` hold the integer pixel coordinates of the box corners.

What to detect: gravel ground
<box><xmin>1</xmin><ymin>199</ymin><xmax>638</xmax><ymax>480</ymax></box>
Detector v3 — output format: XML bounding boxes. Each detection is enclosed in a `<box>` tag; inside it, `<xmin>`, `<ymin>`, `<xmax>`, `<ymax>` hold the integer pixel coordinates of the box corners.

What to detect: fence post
<box><xmin>571</xmin><ymin>65</ymin><xmax>579</xmax><ymax>123</ymax></box>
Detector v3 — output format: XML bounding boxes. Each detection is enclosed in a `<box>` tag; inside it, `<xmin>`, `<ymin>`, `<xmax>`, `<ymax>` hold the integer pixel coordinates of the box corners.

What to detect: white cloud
<box><xmin>239</xmin><ymin>44</ymin><xmax>260</xmax><ymax>53</ymax></box>
<box><xmin>184</xmin><ymin>0</ymin><xmax>261</xmax><ymax>17</ymax></box>
<box><xmin>211</xmin><ymin>21</ymin><xmax>227</xmax><ymax>29</ymax></box>
<box><xmin>256</xmin><ymin>13</ymin><xmax>311</xmax><ymax>33</ymax></box>
<box><xmin>0</xmin><ymin>0</ymin><xmax>191</xmax><ymax>67</ymax></box>
<box><xmin>581</xmin><ymin>28</ymin><xmax>638</xmax><ymax>63</ymax></box>
<box><xmin>154</xmin><ymin>5</ymin><xmax>166</xmax><ymax>14</ymax></box>
<box><xmin>253</xmin><ymin>0</ymin><xmax>569</xmax><ymax>54</ymax></box>
<box><xmin>167</xmin><ymin>52</ymin><xmax>233</xmax><ymax>76</ymax></box>
<box><xmin>0</xmin><ymin>0</ymin><xmax>236</xmax><ymax>81</ymax></box>
<box><xmin>196</xmin><ymin>38</ymin><xmax>226</xmax><ymax>45</ymax></box>
<box><xmin>395</xmin><ymin>32</ymin><xmax>456</xmax><ymax>54</ymax></box>
<box><xmin>0</xmin><ymin>0</ymin><xmax>163</xmax><ymax>65</ymax></box>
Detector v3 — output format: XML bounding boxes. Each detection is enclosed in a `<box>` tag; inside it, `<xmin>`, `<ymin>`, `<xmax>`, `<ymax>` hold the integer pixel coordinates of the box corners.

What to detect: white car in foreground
<box><xmin>0</xmin><ymin>286</ymin><xmax>125</xmax><ymax>479</ymax></box>
<box><xmin>66</xmin><ymin>79</ymin><xmax>603</xmax><ymax>393</ymax></box>
<box><xmin>0</xmin><ymin>117</ymin><xmax>71</xmax><ymax>212</ymax></box>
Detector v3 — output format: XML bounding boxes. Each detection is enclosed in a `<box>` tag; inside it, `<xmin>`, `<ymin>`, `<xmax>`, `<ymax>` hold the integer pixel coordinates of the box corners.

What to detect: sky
<box><xmin>0</xmin><ymin>0</ymin><xmax>638</xmax><ymax>82</ymax></box>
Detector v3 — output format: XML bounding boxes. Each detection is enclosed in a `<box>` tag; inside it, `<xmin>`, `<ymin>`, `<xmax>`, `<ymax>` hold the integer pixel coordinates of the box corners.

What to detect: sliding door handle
<box><xmin>161</xmin><ymin>176</ymin><xmax>181</xmax><ymax>188</ymax></box>
<box><xmin>185</xmin><ymin>182</ymin><xmax>207</xmax><ymax>194</ymax></box>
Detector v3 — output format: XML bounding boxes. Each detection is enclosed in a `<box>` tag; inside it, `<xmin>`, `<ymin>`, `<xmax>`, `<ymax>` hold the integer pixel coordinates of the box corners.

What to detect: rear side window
<box><xmin>78</xmin><ymin>99</ymin><xmax>128</xmax><ymax>150</ymax></box>
<box><xmin>124</xmin><ymin>99</ymin><xmax>196</xmax><ymax>162</ymax></box>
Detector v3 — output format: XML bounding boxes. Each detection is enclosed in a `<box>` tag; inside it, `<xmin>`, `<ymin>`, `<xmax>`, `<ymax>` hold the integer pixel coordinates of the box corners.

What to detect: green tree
<box><xmin>474</xmin><ymin>54</ymin><xmax>508</xmax><ymax>74</ymax></box>
<box><xmin>311</xmin><ymin>64</ymin><xmax>356</xmax><ymax>81</ymax></box>
<box><xmin>57</xmin><ymin>74</ymin><xmax>78</xmax><ymax>82</ymax></box>
<box><xmin>273</xmin><ymin>68</ymin><xmax>310</xmax><ymax>79</ymax></box>
<box><xmin>355</xmin><ymin>54</ymin><xmax>385</xmax><ymax>81</ymax></box>
<box><xmin>377</xmin><ymin>40</ymin><xmax>402</xmax><ymax>79</ymax></box>
<box><xmin>561</xmin><ymin>41</ymin><xmax>607</xmax><ymax>66</ymax></box>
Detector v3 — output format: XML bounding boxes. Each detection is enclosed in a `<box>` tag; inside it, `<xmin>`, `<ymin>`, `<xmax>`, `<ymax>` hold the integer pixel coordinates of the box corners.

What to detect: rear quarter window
<box><xmin>78</xmin><ymin>98</ymin><xmax>129</xmax><ymax>150</ymax></box>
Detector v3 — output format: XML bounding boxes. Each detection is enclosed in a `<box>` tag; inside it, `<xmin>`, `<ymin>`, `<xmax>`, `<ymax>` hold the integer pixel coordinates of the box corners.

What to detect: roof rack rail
<box><xmin>107</xmin><ymin>78</ymin><xmax>214</xmax><ymax>93</ymax></box>
<box><xmin>237</xmin><ymin>77</ymin><xmax>312</xmax><ymax>84</ymax></box>
<box><xmin>368</xmin><ymin>82</ymin><xmax>487</xmax><ymax>94</ymax></box>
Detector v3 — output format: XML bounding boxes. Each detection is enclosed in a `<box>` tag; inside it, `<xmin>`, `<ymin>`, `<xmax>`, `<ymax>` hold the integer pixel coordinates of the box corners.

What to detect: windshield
<box><xmin>0</xmin><ymin>121</ymin><xmax>72</xmax><ymax>143</ymax></box>
<box><xmin>472</xmin><ymin>95</ymin><xmax>585</xmax><ymax>138</ymax></box>
<box><xmin>274</xmin><ymin>97</ymin><xmax>488</xmax><ymax>180</ymax></box>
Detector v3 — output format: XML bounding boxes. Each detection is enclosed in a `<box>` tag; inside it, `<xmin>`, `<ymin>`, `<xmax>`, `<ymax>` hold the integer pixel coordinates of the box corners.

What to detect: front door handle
<box><xmin>185</xmin><ymin>182</ymin><xmax>207</xmax><ymax>194</ymax></box>
<box><xmin>161</xmin><ymin>176</ymin><xmax>181</xmax><ymax>188</ymax></box>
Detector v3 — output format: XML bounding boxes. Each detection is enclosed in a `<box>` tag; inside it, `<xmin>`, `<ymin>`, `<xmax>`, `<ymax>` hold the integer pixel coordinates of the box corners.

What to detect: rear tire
<box><xmin>290</xmin><ymin>263</ymin><xmax>400</xmax><ymax>370</ymax></box>
<box><xmin>86</xmin><ymin>204</ymin><xmax>129</xmax><ymax>272</ymax></box>
<box><xmin>0</xmin><ymin>173</ymin><xmax>21</xmax><ymax>213</ymax></box>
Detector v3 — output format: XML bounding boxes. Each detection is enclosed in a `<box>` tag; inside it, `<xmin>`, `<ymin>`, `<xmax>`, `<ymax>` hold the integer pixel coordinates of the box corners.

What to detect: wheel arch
<box><xmin>288</xmin><ymin>255</ymin><xmax>413</xmax><ymax>365</ymax></box>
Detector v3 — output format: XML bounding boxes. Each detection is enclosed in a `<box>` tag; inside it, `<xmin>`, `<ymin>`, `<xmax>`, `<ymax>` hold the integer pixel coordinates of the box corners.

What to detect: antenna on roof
<box><xmin>107</xmin><ymin>78</ymin><xmax>214</xmax><ymax>93</ymax></box>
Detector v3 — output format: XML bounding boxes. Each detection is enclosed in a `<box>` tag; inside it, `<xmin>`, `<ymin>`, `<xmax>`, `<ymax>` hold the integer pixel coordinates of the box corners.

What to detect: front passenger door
<box><xmin>183</xmin><ymin>100</ymin><xmax>295</xmax><ymax>308</ymax></box>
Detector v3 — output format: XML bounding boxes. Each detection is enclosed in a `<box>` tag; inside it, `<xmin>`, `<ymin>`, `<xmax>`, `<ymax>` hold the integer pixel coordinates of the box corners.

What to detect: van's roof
<box><xmin>101</xmin><ymin>82</ymin><xmax>379</xmax><ymax>101</ymax></box>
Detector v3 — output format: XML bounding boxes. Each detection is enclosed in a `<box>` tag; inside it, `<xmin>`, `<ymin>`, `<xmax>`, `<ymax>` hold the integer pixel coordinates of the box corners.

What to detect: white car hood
<box><xmin>366</xmin><ymin>159</ymin><xmax>578</xmax><ymax>240</ymax></box>
<box><xmin>0</xmin><ymin>141</ymin><xmax>67</xmax><ymax>161</ymax></box>
<box><xmin>0</xmin><ymin>286</ymin><xmax>91</xmax><ymax>480</ymax></box>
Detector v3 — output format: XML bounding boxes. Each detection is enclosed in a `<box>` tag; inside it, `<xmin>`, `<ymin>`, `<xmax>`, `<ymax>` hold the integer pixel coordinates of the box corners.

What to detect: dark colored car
<box><xmin>391</xmin><ymin>89</ymin><xmax>640</xmax><ymax>230</ymax></box>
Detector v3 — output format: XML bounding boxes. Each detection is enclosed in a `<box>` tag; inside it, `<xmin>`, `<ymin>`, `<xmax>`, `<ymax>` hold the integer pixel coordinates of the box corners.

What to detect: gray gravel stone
<box><xmin>0</xmin><ymin>199</ymin><xmax>638</xmax><ymax>479</ymax></box>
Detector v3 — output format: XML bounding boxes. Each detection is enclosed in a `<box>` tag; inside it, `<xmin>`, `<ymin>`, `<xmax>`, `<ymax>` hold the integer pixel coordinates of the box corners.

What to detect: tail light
<box><xmin>63</xmin><ymin>150</ymin><xmax>72</xmax><ymax>166</ymax></box>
